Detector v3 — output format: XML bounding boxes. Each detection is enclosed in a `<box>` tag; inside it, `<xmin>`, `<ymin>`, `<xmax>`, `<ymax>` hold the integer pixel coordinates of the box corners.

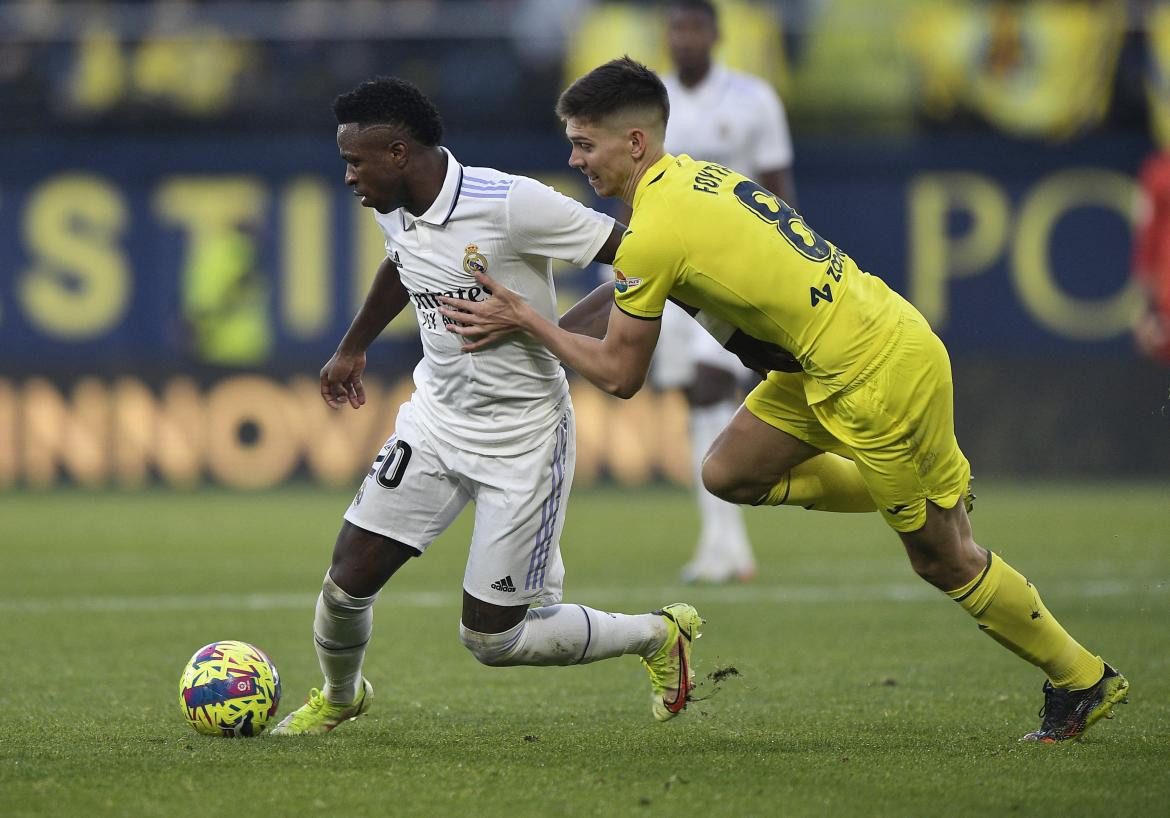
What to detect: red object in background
<box><xmin>1133</xmin><ymin>152</ymin><xmax>1170</xmax><ymax>364</ymax></box>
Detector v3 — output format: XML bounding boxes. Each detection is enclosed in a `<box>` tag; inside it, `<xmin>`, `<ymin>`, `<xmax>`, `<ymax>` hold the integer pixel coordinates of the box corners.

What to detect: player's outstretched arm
<box><xmin>552</xmin><ymin>222</ymin><xmax>627</xmax><ymax>338</ymax></box>
<box><xmin>559</xmin><ymin>282</ymin><xmax>614</xmax><ymax>339</ymax></box>
<box><xmin>440</xmin><ymin>270</ymin><xmax>659</xmax><ymax>399</ymax></box>
<box><xmin>321</xmin><ymin>256</ymin><xmax>410</xmax><ymax>409</ymax></box>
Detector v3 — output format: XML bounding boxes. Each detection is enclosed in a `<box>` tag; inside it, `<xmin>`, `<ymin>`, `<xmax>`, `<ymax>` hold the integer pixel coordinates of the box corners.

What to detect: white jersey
<box><xmin>662</xmin><ymin>62</ymin><xmax>793</xmax><ymax>179</ymax></box>
<box><xmin>373</xmin><ymin>148</ymin><xmax>613</xmax><ymax>455</ymax></box>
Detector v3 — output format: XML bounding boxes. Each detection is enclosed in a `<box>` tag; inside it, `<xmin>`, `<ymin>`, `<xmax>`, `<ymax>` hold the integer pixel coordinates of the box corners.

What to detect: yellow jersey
<box><xmin>614</xmin><ymin>153</ymin><xmax>909</xmax><ymax>402</ymax></box>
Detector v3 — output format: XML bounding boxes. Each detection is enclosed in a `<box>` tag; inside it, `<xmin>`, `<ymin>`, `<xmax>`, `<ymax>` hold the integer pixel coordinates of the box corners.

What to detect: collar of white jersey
<box><xmin>669</xmin><ymin>62</ymin><xmax>729</xmax><ymax>99</ymax></box>
<box><xmin>400</xmin><ymin>146</ymin><xmax>463</xmax><ymax>231</ymax></box>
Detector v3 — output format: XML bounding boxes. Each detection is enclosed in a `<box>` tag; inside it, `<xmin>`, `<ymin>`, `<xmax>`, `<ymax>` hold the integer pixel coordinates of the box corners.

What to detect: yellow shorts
<box><xmin>744</xmin><ymin>309</ymin><xmax>971</xmax><ymax>533</ymax></box>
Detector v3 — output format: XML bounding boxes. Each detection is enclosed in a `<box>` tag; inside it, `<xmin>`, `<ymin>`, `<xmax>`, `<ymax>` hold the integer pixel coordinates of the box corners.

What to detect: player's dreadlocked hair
<box><xmin>333</xmin><ymin>76</ymin><xmax>444</xmax><ymax>146</ymax></box>
<box><xmin>556</xmin><ymin>56</ymin><xmax>669</xmax><ymax>127</ymax></box>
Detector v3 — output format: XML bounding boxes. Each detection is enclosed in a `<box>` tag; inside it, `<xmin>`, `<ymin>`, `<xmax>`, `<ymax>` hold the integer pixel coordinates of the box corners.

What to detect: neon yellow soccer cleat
<box><xmin>270</xmin><ymin>678</ymin><xmax>373</xmax><ymax>736</ymax></box>
<box><xmin>642</xmin><ymin>603</ymin><xmax>703</xmax><ymax>722</ymax></box>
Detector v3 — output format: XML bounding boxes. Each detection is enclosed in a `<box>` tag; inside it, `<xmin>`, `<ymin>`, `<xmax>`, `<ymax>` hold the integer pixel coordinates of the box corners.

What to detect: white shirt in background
<box><xmin>662</xmin><ymin>61</ymin><xmax>793</xmax><ymax>179</ymax></box>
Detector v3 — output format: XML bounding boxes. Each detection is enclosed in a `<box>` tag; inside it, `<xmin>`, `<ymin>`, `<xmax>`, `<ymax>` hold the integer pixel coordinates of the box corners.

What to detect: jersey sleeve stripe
<box><xmin>615</xmin><ymin>303</ymin><xmax>662</xmax><ymax>321</ymax></box>
<box><xmin>462</xmin><ymin>181</ymin><xmax>513</xmax><ymax>191</ymax></box>
<box><xmin>461</xmin><ymin>190</ymin><xmax>509</xmax><ymax>199</ymax></box>
<box><xmin>462</xmin><ymin>175</ymin><xmax>512</xmax><ymax>187</ymax></box>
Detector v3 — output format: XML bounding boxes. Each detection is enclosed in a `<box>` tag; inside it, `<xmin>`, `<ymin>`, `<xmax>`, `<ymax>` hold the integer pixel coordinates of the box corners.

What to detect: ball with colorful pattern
<box><xmin>179</xmin><ymin>640</ymin><xmax>281</xmax><ymax>737</ymax></box>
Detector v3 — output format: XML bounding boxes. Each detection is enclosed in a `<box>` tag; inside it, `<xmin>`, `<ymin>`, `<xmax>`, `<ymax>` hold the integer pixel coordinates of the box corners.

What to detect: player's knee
<box><xmin>700</xmin><ymin>454</ymin><xmax>731</xmax><ymax>498</ymax></box>
<box><xmin>904</xmin><ymin>547</ymin><xmax>948</xmax><ymax>586</ymax></box>
<box><xmin>900</xmin><ymin>525</ymin><xmax>980</xmax><ymax>590</ymax></box>
<box><xmin>701</xmin><ymin>454</ymin><xmax>756</xmax><ymax>504</ymax></box>
<box><xmin>458</xmin><ymin>619</ymin><xmax>524</xmax><ymax>667</ymax></box>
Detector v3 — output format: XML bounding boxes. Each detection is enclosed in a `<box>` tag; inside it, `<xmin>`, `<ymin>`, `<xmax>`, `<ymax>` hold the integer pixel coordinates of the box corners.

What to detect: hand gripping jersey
<box><xmin>374</xmin><ymin>149</ymin><xmax>614</xmax><ymax>453</ymax></box>
<box><xmin>613</xmin><ymin>153</ymin><xmax>907</xmax><ymax>404</ymax></box>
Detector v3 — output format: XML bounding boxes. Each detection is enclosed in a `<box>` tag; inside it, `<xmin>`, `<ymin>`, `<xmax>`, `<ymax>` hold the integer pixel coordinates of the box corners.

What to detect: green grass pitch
<box><xmin>2</xmin><ymin>482</ymin><xmax>1168</xmax><ymax>816</ymax></box>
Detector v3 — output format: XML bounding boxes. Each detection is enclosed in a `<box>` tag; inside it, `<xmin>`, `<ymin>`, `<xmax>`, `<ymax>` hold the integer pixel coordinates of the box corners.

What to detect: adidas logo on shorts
<box><xmin>490</xmin><ymin>576</ymin><xmax>517</xmax><ymax>593</ymax></box>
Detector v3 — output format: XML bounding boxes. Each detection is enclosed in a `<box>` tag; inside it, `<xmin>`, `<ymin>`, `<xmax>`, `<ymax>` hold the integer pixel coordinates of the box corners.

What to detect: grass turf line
<box><xmin>1</xmin><ymin>482</ymin><xmax>1167</xmax><ymax>817</ymax></box>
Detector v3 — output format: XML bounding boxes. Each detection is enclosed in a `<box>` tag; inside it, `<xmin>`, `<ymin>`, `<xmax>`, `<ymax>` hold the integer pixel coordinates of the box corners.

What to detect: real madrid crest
<box><xmin>463</xmin><ymin>243</ymin><xmax>488</xmax><ymax>275</ymax></box>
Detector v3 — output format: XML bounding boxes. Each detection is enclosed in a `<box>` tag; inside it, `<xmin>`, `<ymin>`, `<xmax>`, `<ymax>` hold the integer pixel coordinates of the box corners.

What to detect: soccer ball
<box><xmin>179</xmin><ymin>640</ymin><xmax>281</xmax><ymax>737</ymax></box>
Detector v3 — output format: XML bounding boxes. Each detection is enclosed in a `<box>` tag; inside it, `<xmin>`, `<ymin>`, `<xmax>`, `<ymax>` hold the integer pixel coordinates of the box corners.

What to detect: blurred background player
<box><xmin>1133</xmin><ymin>4</ymin><xmax>1170</xmax><ymax>366</ymax></box>
<box><xmin>655</xmin><ymin>0</ymin><xmax>798</xmax><ymax>583</ymax></box>
<box><xmin>1133</xmin><ymin>151</ymin><xmax>1170</xmax><ymax>364</ymax></box>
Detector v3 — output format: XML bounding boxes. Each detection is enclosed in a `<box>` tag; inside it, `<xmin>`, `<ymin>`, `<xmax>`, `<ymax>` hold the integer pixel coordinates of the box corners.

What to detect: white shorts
<box><xmin>344</xmin><ymin>398</ymin><xmax>574</xmax><ymax>607</ymax></box>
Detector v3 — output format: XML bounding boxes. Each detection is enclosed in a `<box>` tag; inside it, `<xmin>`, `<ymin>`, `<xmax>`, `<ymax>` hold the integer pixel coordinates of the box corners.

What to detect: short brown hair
<box><xmin>556</xmin><ymin>56</ymin><xmax>669</xmax><ymax>127</ymax></box>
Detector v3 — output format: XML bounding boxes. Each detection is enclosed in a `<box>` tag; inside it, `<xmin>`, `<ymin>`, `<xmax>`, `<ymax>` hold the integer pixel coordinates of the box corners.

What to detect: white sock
<box><xmin>459</xmin><ymin>605</ymin><xmax>667</xmax><ymax>666</ymax></box>
<box><xmin>690</xmin><ymin>400</ymin><xmax>754</xmax><ymax>569</ymax></box>
<box><xmin>314</xmin><ymin>573</ymin><xmax>377</xmax><ymax>704</ymax></box>
<box><xmin>696</xmin><ymin>476</ymin><xmax>754</xmax><ymax>566</ymax></box>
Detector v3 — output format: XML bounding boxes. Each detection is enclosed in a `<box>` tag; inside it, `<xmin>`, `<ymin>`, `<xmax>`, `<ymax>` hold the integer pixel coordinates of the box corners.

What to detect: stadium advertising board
<box><xmin>0</xmin><ymin>133</ymin><xmax>1152</xmax><ymax>486</ymax></box>
<box><xmin>0</xmin><ymin>376</ymin><xmax>691</xmax><ymax>490</ymax></box>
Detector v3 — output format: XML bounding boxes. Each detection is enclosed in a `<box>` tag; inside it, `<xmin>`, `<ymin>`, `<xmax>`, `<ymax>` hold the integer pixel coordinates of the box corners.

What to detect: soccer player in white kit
<box><xmin>655</xmin><ymin>0</ymin><xmax>798</xmax><ymax>583</ymax></box>
<box><xmin>272</xmin><ymin>77</ymin><xmax>702</xmax><ymax>734</ymax></box>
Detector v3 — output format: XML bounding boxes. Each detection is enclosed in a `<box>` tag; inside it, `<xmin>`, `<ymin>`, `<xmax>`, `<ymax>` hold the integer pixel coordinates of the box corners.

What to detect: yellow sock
<box><xmin>759</xmin><ymin>453</ymin><xmax>876</xmax><ymax>512</ymax></box>
<box><xmin>947</xmin><ymin>552</ymin><xmax>1104</xmax><ymax>689</ymax></box>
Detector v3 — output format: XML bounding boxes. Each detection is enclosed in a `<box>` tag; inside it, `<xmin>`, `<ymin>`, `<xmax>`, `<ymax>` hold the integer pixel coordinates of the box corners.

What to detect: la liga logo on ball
<box><xmin>230</xmin><ymin>678</ymin><xmax>255</xmax><ymax>695</ymax></box>
<box><xmin>179</xmin><ymin>640</ymin><xmax>281</xmax><ymax>737</ymax></box>
<box><xmin>613</xmin><ymin>269</ymin><xmax>642</xmax><ymax>293</ymax></box>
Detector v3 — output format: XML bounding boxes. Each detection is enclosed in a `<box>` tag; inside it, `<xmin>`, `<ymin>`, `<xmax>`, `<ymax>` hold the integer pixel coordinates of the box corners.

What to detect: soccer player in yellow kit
<box><xmin>439</xmin><ymin>57</ymin><xmax>1128</xmax><ymax>742</ymax></box>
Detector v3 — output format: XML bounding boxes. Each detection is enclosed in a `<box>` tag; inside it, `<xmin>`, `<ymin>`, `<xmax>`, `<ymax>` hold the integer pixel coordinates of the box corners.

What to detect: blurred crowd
<box><xmin>0</xmin><ymin>0</ymin><xmax>1165</xmax><ymax>143</ymax></box>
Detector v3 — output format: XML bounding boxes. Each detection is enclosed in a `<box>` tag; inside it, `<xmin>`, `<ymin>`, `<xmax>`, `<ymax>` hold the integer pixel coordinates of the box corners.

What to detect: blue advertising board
<box><xmin>0</xmin><ymin>131</ymin><xmax>1152</xmax><ymax>374</ymax></box>
<box><xmin>1</xmin><ymin>131</ymin><xmax>1166</xmax><ymax>485</ymax></box>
